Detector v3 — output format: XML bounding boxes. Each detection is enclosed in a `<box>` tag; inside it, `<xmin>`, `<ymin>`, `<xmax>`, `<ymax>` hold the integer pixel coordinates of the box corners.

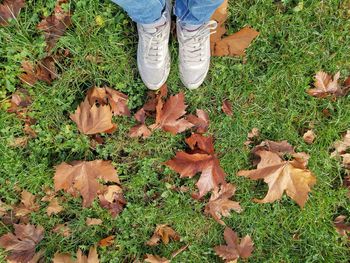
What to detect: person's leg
<box><xmin>111</xmin><ymin>0</ymin><xmax>165</xmax><ymax>24</ymax></box>
<box><xmin>111</xmin><ymin>0</ymin><xmax>171</xmax><ymax>90</ymax></box>
<box><xmin>175</xmin><ymin>0</ymin><xmax>224</xmax><ymax>25</ymax></box>
<box><xmin>175</xmin><ymin>0</ymin><xmax>224</xmax><ymax>89</ymax></box>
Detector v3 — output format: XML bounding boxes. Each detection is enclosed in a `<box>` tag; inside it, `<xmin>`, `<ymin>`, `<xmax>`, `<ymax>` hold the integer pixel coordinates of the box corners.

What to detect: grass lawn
<box><xmin>1</xmin><ymin>0</ymin><xmax>350</xmax><ymax>262</ymax></box>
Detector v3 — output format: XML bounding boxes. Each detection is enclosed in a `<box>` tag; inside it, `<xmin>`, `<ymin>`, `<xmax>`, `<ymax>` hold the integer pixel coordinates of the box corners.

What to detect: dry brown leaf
<box><xmin>86</xmin><ymin>218</ymin><xmax>102</xmax><ymax>226</ymax></box>
<box><xmin>213</xmin><ymin>26</ymin><xmax>259</xmax><ymax>57</ymax></box>
<box><xmin>53</xmin><ymin>246</ymin><xmax>99</xmax><ymax>263</ymax></box>
<box><xmin>129</xmin><ymin>124</ymin><xmax>152</xmax><ymax>139</ymax></box>
<box><xmin>144</xmin><ymin>254</ymin><xmax>169</xmax><ymax>263</ymax></box>
<box><xmin>303</xmin><ymin>130</ymin><xmax>316</xmax><ymax>144</ymax></box>
<box><xmin>204</xmin><ymin>183</ymin><xmax>242</xmax><ymax>225</ymax></box>
<box><xmin>238</xmin><ymin>149</ymin><xmax>316</xmax><ymax>208</ymax></box>
<box><xmin>15</xmin><ymin>190</ymin><xmax>39</xmax><ymax>217</ymax></box>
<box><xmin>170</xmin><ymin>244</ymin><xmax>189</xmax><ymax>259</ymax></box>
<box><xmin>7</xmin><ymin>88</ymin><xmax>31</xmax><ymax>113</ymax></box>
<box><xmin>307</xmin><ymin>71</ymin><xmax>350</xmax><ymax>98</ymax></box>
<box><xmin>334</xmin><ymin>215</ymin><xmax>350</xmax><ymax>239</ymax></box>
<box><xmin>98</xmin><ymin>236</ymin><xmax>115</xmax><ymax>247</ymax></box>
<box><xmin>214</xmin><ymin>227</ymin><xmax>254</xmax><ymax>262</ymax></box>
<box><xmin>0</xmin><ymin>0</ymin><xmax>25</xmax><ymax>26</ymax></box>
<box><xmin>150</xmin><ymin>92</ymin><xmax>194</xmax><ymax>135</ymax></box>
<box><xmin>37</xmin><ymin>0</ymin><xmax>72</xmax><ymax>52</ymax></box>
<box><xmin>99</xmin><ymin>191</ymin><xmax>127</xmax><ymax>218</ymax></box>
<box><xmin>186</xmin><ymin>109</ymin><xmax>210</xmax><ymax>134</ymax></box>
<box><xmin>331</xmin><ymin>130</ymin><xmax>350</xmax><ymax>157</ymax></box>
<box><xmin>54</xmin><ymin>160</ymin><xmax>119</xmax><ymax>207</ymax></box>
<box><xmin>146</xmin><ymin>224</ymin><xmax>180</xmax><ymax>246</ymax></box>
<box><xmin>244</xmin><ymin>128</ymin><xmax>260</xmax><ymax>146</ymax></box>
<box><xmin>70</xmin><ymin>98</ymin><xmax>117</xmax><ymax>135</ymax></box>
<box><xmin>47</xmin><ymin>197</ymin><xmax>64</xmax><ymax>216</ymax></box>
<box><xmin>165</xmin><ymin>133</ymin><xmax>226</xmax><ymax>198</ymax></box>
<box><xmin>52</xmin><ymin>223</ymin><xmax>71</xmax><ymax>237</ymax></box>
<box><xmin>53</xmin><ymin>252</ymin><xmax>74</xmax><ymax>263</ymax></box>
<box><xmin>222</xmin><ymin>100</ymin><xmax>233</xmax><ymax>116</ymax></box>
<box><xmin>0</xmin><ymin>224</ymin><xmax>44</xmax><ymax>263</ymax></box>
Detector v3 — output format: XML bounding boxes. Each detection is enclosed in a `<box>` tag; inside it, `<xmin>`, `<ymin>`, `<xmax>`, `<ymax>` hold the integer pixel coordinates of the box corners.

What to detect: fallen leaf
<box><xmin>170</xmin><ymin>244</ymin><xmax>189</xmax><ymax>259</ymax></box>
<box><xmin>334</xmin><ymin>215</ymin><xmax>350</xmax><ymax>239</ymax></box>
<box><xmin>144</xmin><ymin>254</ymin><xmax>169</xmax><ymax>263</ymax></box>
<box><xmin>0</xmin><ymin>224</ymin><xmax>44</xmax><ymax>263</ymax></box>
<box><xmin>98</xmin><ymin>236</ymin><xmax>115</xmax><ymax>247</ymax></box>
<box><xmin>187</xmin><ymin>109</ymin><xmax>210</xmax><ymax>134</ymax></box>
<box><xmin>0</xmin><ymin>201</ymin><xmax>11</xmax><ymax>217</ymax></box>
<box><xmin>214</xmin><ymin>227</ymin><xmax>254</xmax><ymax>262</ymax></box>
<box><xmin>213</xmin><ymin>27</ymin><xmax>259</xmax><ymax>57</ymax></box>
<box><xmin>54</xmin><ymin>160</ymin><xmax>119</xmax><ymax>207</ymax></box>
<box><xmin>244</xmin><ymin>128</ymin><xmax>260</xmax><ymax>146</ymax></box>
<box><xmin>307</xmin><ymin>71</ymin><xmax>350</xmax><ymax>98</ymax></box>
<box><xmin>0</xmin><ymin>0</ymin><xmax>25</xmax><ymax>26</ymax></box>
<box><xmin>52</xmin><ymin>223</ymin><xmax>71</xmax><ymax>237</ymax></box>
<box><xmin>204</xmin><ymin>183</ymin><xmax>242</xmax><ymax>225</ymax></box>
<box><xmin>146</xmin><ymin>224</ymin><xmax>180</xmax><ymax>246</ymax></box>
<box><xmin>86</xmin><ymin>218</ymin><xmax>102</xmax><ymax>226</ymax></box>
<box><xmin>222</xmin><ymin>99</ymin><xmax>233</xmax><ymax>116</ymax></box>
<box><xmin>70</xmin><ymin>98</ymin><xmax>117</xmax><ymax>135</ymax></box>
<box><xmin>15</xmin><ymin>190</ymin><xmax>39</xmax><ymax>217</ymax></box>
<box><xmin>54</xmin><ymin>246</ymin><xmax>99</xmax><ymax>263</ymax></box>
<box><xmin>166</xmin><ymin>133</ymin><xmax>226</xmax><ymax>198</ymax></box>
<box><xmin>211</xmin><ymin>0</ymin><xmax>228</xmax><ymax>44</ymax></box>
<box><xmin>238</xmin><ymin>149</ymin><xmax>316</xmax><ymax>208</ymax></box>
<box><xmin>303</xmin><ymin>130</ymin><xmax>316</xmax><ymax>144</ymax></box>
<box><xmin>47</xmin><ymin>197</ymin><xmax>64</xmax><ymax>216</ymax></box>
<box><xmin>150</xmin><ymin>92</ymin><xmax>194</xmax><ymax>135</ymax></box>
<box><xmin>129</xmin><ymin>124</ymin><xmax>152</xmax><ymax>139</ymax></box>
<box><xmin>99</xmin><ymin>192</ymin><xmax>127</xmax><ymax>218</ymax></box>
<box><xmin>331</xmin><ymin>130</ymin><xmax>350</xmax><ymax>157</ymax></box>
<box><xmin>37</xmin><ymin>0</ymin><xmax>72</xmax><ymax>52</ymax></box>
<box><xmin>9</xmin><ymin>137</ymin><xmax>29</xmax><ymax>148</ymax></box>
<box><xmin>7</xmin><ymin>88</ymin><xmax>31</xmax><ymax>113</ymax></box>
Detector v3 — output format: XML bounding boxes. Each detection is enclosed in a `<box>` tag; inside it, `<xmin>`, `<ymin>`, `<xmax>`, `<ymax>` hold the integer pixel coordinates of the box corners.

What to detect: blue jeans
<box><xmin>111</xmin><ymin>0</ymin><xmax>224</xmax><ymax>25</ymax></box>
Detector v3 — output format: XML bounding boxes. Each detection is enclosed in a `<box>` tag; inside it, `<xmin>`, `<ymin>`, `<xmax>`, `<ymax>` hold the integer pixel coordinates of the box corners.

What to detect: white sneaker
<box><xmin>177</xmin><ymin>20</ymin><xmax>217</xmax><ymax>90</ymax></box>
<box><xmin>137</xmin><ymin>2</ymin><xmax>171</xmax><ymax>90</ymax></box>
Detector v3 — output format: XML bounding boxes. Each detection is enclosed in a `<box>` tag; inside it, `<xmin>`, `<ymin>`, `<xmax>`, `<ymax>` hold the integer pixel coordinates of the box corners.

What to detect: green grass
<box><xmin>1</xmin><ymin>0</ymin><xmax>350</xmax><ymax>262</ymax></box>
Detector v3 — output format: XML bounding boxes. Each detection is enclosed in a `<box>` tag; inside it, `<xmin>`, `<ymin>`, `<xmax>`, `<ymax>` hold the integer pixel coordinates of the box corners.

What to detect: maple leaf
<box><xmin>15</xmin><ymin>190</ymin><xmax>39</xmax><ymax>217</ymax></box>
<box><xmin>0</xmin><ymin>0</ymin><xmax>25</xmax><ymax>26</ymax></box>
<box><xmin>334</xmin><ymin>215</ymin><xmax>350</xmax><ymax>240</ymax></box>
<box><xmin>86</xmin><ymin>218</ymin><xmax>102</xmax><ymax>226</ymax></box>
<box><xmin>222</xmin><ymin>99</ymin><xmax>233</xmax><ymax>116</ymax></box>
<box><xmin>19</xmin><ymin>57</ymin><xmax>58</xmax><ymax>86</ymax></box>
<box><xmin>87</xmin><ymin>86</ymin><xmax>130</xmax><ymax>117</ymax></box>
<box><xmin>204</xmin><ymin>183</ymin><xmax>242</xmax><ymax>225</ymax></box>
<box><xmin>129</xmin><ymin>108</ymin><xmax>152</xmax><ymax>139</ymax></box>
<box><xmin>237</xmin><ymin>149</ymin><xmax>316</xmax><ymax>208</ymax></box>
<box><xmin>98</xmin><ymin>236</ymin><xmax>115</xmax><ymax>247</ymax></box>
<box><xmin>37</xmin><ymin>0</ymin><xmax>72</xmax><ymax>52</ymax></box>
<box><xmin>187</xmin><ymin>109</ymin><xmax>210</xmax><ymax>134</ymax></box>
<box><xmin>150</xmin><ymin>92</ymin><xmax>194</xmax><ymax>135</ymax></box>
<box><xmin>165</xmin><ymin>133</ymin><xmax>226</xmax><ymax>198</ymax></box>
<box><xmin>331</xmin><ymin>130</ymin><xmax>350</xmax><ymax>157</ymax></box>
<box><xmin>214</xmin><ymin>227</ymin><xmax>254</xmax><ymax>262</ymax></box>
<box><xmin>307</xmin><ymin>71</ymin><xmax>350</xmax><ymax>98</ymax></box>
<box><xmin>53</xmin><ymin>246</ymin><xmax>99</xmax><ymax>263</ymax></box>
<box><xmin>144</xmin><ymin>254</ymin><xmax>170</xmax><ymax>263</ymax></box>
<box><xmin>70</xmin><ymin>98</ymin><xmax>117</xmax><ymax>135</ymax></box>
<box><xmin>46</xmin><ymin>198</ymin><xmax>64</xmax><ymax>216</ymax></box>
<box><xmin>210</xmin><ymin>0</ymin><xmax>228</xmax><ymax>47</ymax></box>
<box><xmin>0</xmin><ymin>224</ymin><xmax>44</xmax><ymax>263</ymax></box>
<box><xmin>146</xmin><ymin>224</ymin><xmax>180</xmax><ymax>246</ymax></box>
<box><xmin>303</xmin><ymin>130</ymin><xmax>316</xmax><ymax>144</ymax></box>
<box><xmin>54</xmin><ymin>160</ymin><xmax>119</xmax><ymax>207</ymax></box>
<box><xmin>53</xmin><ymin>223</ymin><xmax>71</xmax><ymax>237</ymax></box>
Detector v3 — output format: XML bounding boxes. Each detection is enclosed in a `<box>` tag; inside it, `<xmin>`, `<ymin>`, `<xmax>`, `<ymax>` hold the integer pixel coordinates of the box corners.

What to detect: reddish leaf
<box><xmin>54</xmin><ymin>160</ymin><xmax>119</xmax><ymax>207</ymax></box>
<box><xmin>0</xmin><ymin>0</ymin><xmax>25</xmax><ymax>26</ymax></box>
<box><xmin>214</xmin><ymin>227</ymin><xmax>254</xmax><ymax>262</ymax></box>
<box><xmin>334</xmin><ymin>215</ymin><xmax>350</xmax><ymax>239</ymax></box>
<box><xmin>146</xmin><ymin>224</ymin><xmax>180</xmax><ymax>246</ymax></box>
<box><xmin>0</xmin><ymin>224</ymin><xmax>44</xmax><ymax>263</ymax></box>
<box><xmin>128</xmin><ymin>124</ymin><xmax>152</xmax><ymax>139</ymax></box>
<box><xmin>187</xmin><ymin>109</ymin><xmax>210</xmax><ymax>134</ymax></box>
<box><xmin>37</xmin><ymin>0</ymin><xmax>72</xmax><ymax>52</ymax></box>
<box><xmin>15</xmin><ymin>190</ymin><xmax>39</xmax><ymax>217</ymax></box>
<box><xmin>221</xmin><ymin>99</ymin><xmax>233</xmax><ymax>116</ymax></box>
<box><xmin>204</xmin><ymin>183</ymin><xmax>242</xmax><ymax>225</ymax></box>
<box><xmin>165</xmin><ymin>133</ymin><xmax>226</xmax><ymax>198</ymax></box>
<box><xmin>98</xmin><ymin>236</ymin><xmax>115</xmax><ymax>247</ymax></box>
<box><xmin>150</xmin><ymin>92</ymin><xmax>194</xmax><ymax>135</ymax></box>
<box><xmin>70</xmin><ymin>98</ymin><xmax>117</xmax><ymax>135</ymax></box>
<box><xmin>46</xmin><ymin>198</ymin><xmax>64</xmax><ymax>216</ymax></box>
<box><xmin>99</xmin><ymin>192</ymin><xmax>127</xmax><ymax>218</ymax></box>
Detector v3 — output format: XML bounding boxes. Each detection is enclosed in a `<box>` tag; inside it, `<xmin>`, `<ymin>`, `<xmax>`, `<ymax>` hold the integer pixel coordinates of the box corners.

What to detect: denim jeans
<box><xmin>111</xmin><ymin>0</ymin><xmax>224</xmax><ymax>25</ymax></box>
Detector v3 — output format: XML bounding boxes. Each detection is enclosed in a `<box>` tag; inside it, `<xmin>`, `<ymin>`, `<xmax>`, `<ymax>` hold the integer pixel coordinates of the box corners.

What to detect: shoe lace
<box><xmin>142</xmin><ymin>24</ymin><xmax>167</xmax><ymax>64</ymax></box>
<box><xmin>181</xmin><ymin>21</ymin><xmax>217</xmax><ymax>63</ymax></box>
